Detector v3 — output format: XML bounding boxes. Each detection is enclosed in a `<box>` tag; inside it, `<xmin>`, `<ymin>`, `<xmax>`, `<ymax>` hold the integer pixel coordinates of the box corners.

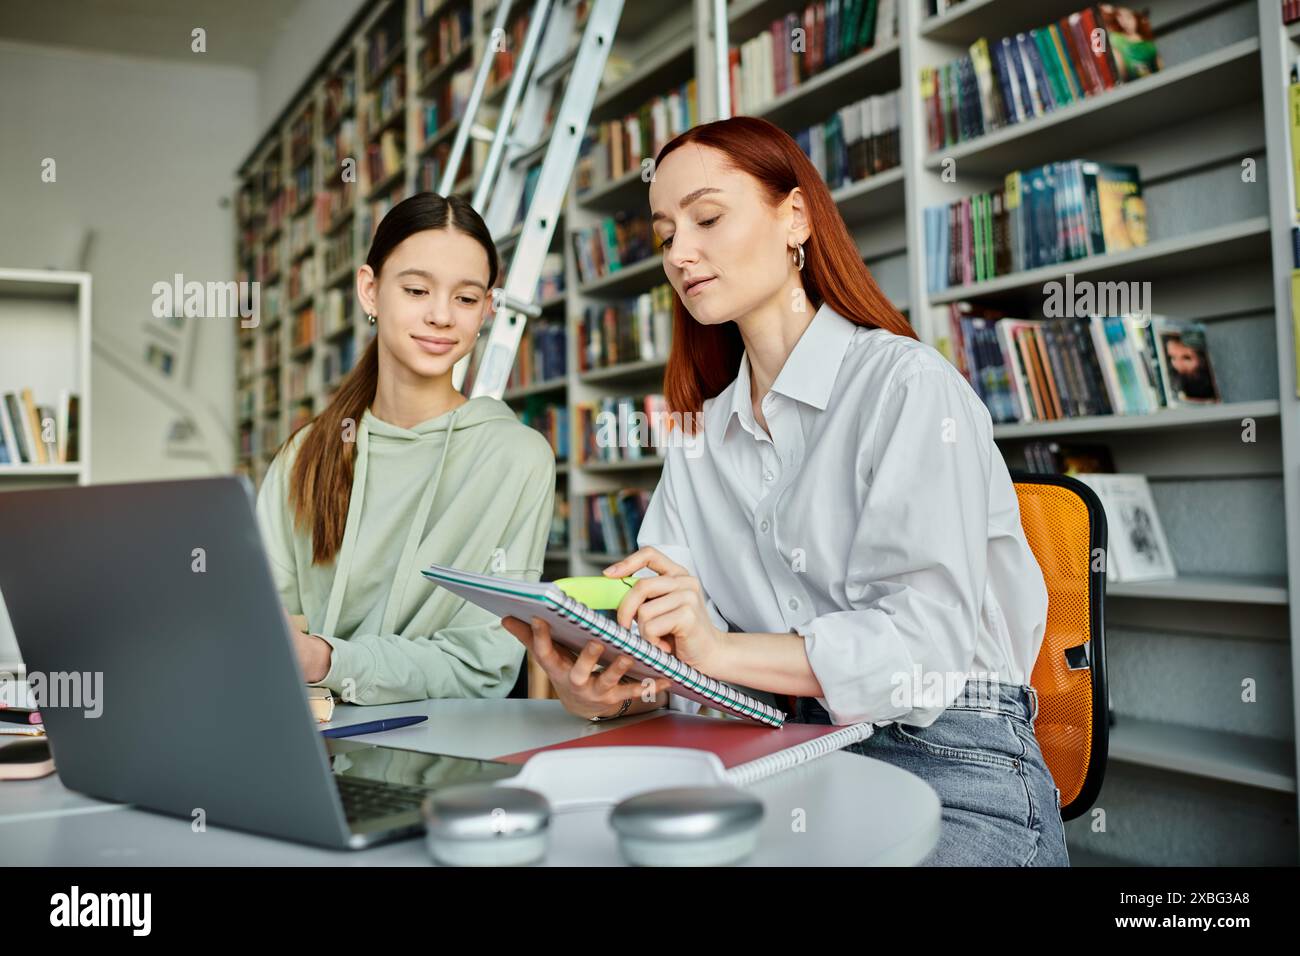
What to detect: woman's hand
<box><xmin>283</xmin><ymin>608</ymin><xmax>332</xmax><ymax>683</ymax></box>
<box><xmin>502</xmin><ymin>615</ymin><xmax>669</xmax><ymax>720</ymax></box>
<box><xmin>604</xmin><ymin>547</ymin><xmax>729</xmax><ymax>676</ymax></box>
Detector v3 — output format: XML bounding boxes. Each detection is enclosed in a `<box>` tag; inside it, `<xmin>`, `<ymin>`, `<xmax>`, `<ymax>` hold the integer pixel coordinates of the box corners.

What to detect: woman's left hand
<box><xmin>604</xmin><ymin>547</ymin><xmax>729</xmax><ymax>676</ymax></box>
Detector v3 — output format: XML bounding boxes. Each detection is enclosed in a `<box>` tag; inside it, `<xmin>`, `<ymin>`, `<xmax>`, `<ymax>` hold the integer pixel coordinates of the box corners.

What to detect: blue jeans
<box><xmin>795</xmin><ymin>678</ymin><xmax>1070</xmax><ymax>866</ymax></box>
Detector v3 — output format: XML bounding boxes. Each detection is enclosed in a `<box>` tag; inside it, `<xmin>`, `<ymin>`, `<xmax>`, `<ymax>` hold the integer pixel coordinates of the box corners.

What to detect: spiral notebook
<box><xmin>421</xmin><ymin>564</ymin><xmax>787</xmax><ymax>727</ymax></box>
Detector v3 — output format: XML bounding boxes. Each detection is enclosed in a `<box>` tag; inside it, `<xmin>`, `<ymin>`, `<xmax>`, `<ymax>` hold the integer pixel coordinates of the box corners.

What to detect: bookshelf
<box><xmin>232</xmin><ymin>0</ymin><xmax>1300</xmax><ymax>863</ymax></box>
<box><xmin>0</xmin><ymin>267</ymin><xmax>91</xmax><ymax>672</ymax></box>
<box><xmin>0</xmin><ymin>268</ymin><xmax>91</xmax><ymax>487</ymax></box>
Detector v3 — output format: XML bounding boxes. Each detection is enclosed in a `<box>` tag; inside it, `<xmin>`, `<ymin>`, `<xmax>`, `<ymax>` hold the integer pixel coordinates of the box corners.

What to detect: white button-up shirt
<box><xmin>636</xmin><ymin>301</ymin><xmax>1049</xmax><ymax>727</ymax></box>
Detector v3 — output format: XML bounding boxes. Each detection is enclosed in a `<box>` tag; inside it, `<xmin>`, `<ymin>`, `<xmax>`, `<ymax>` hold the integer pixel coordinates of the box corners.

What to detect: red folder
<box><xmin>493</xmin><ymin>711</ymin><xmax>856</xmax><ymax>769</ymax></box>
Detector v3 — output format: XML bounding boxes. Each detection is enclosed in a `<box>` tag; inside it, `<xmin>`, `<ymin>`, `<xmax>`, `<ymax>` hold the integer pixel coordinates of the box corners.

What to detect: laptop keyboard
<box><xmin>336</xmin><ymin>774</ymin><xmax>430</xmax><ymax>824</ymax></box>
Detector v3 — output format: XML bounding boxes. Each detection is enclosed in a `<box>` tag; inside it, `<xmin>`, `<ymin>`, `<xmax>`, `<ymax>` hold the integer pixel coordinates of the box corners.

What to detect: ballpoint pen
<box><xmin>320</xmin><ymin>715</ymin><xmax>429</xmax><ymax>738</ymax></box>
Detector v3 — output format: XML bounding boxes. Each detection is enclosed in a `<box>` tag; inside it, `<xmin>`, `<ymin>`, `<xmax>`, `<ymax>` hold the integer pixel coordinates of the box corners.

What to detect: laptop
<box><xmin>0</xmin><ymin>476</ymin><xmax>520</xmax><ymax>850</ymax></box>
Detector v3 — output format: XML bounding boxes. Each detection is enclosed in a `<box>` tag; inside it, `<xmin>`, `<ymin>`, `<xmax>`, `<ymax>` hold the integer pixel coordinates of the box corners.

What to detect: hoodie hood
<box><xmin>320</xmin><ymin>396</ymin><xmax>516</xmax><ymax>636</ymax></box>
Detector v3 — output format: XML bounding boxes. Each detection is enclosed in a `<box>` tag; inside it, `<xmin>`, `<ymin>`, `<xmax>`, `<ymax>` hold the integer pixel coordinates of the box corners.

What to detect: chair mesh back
<box><xmin>1013</xmin><ymin>480</ymin><xmax>1100</xmax><ymax>811</ymax></box>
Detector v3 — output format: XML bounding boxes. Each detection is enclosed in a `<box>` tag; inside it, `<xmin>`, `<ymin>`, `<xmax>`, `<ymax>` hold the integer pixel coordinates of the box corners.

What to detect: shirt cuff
<box><xmin>793</xmin><ymin>613</ymin><xmax>921</xmax><ymax>727</ymax></box>
<box><xmin>313</xmin><ymin>634</ymin><xmax>374</xmax><ymax>702</ymax></box>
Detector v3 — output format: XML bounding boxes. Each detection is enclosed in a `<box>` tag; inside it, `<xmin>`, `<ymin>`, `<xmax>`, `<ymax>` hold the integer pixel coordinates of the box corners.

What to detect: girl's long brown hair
<box><xmin>280</xmin><ymin>192</ymin><xmax>499</xmax><ymax>564</ymax></box>
<box><xmin>654</xmin><ymin>116</ymin><xmax>916</xmax><ymax>426</ymax></box>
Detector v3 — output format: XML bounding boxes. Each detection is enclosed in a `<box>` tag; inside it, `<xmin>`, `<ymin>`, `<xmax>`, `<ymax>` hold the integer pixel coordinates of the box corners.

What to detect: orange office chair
<box><xmin>1011</xmin><ymin>472</ymin><xmax>1109</xmax><ymax>821</ymax></box>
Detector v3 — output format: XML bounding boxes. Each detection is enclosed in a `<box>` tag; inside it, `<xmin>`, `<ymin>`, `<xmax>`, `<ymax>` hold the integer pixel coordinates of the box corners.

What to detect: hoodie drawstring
<box><xmin>320</xmin><ymin>407</ymin><xmax>459</xmax><ymax>638</ymax></box>
<box><xmin>379</xmin><ymin>408</ymin><xmax>458</xmax><ymax>633</ymax></box>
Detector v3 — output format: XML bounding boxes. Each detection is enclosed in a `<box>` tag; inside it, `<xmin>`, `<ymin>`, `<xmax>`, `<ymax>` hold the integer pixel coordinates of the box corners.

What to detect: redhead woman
<box><xmin>258</xmin><ymin>193</ymin><xmax>555</xmax><ymax>706</ymax></box>
<box><xmin>503</xmin><ymin>117</ymin><xmax>1067</xmax><ymax>867</ymax></box>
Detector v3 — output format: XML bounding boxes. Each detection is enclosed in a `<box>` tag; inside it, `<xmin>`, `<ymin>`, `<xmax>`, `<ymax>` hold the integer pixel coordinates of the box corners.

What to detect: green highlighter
<box><xmin>554</xmin><ymin>575</ymin><xmax>639</xmax><ymax>610</ymax></box>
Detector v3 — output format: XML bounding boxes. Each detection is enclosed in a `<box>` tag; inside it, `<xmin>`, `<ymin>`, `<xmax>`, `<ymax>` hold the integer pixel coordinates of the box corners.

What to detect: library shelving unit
<box><xmin>0</xmin><ymin>267</ymin><xmax>91</xmax><ymax>670</ymax></box>
<box><xmin>232</xmin><ymin>0</ymin><xmax>1300</xmax><ymax>863</ymax></box>
<box><xmin>0</xmin><ymin>268</ymin><xmax>91</xmax><ymax>487</ymax></box>
<box><xmin>906</xmin><ymin>0</ymin><xmax>1297</xmax><ymax>866</ymax></box>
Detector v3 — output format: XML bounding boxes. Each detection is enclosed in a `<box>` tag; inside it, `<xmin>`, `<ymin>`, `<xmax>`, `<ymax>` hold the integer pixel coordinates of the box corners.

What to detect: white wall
<box><xmin>0</xmin><ymin>5</ymin><xmax>369</xmax><ymax>666</ymax></box>
<box><xmin>0</xmin><ymin>40</ymin><xmax>258</xmax><ymax>482</ymax></box>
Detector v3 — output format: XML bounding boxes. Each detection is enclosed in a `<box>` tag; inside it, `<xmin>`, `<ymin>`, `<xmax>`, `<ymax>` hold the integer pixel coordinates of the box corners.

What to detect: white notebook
<box><xmin>421</xmin><ymin>564</ymin><xmax>787</xmax><ymax>728</ymax></box>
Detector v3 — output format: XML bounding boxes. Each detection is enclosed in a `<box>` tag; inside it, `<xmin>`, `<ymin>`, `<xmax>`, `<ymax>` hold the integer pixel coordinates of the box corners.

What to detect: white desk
<box><xmin>0</xmin><ymin>699</ymin><xmax>941</xmax><ymax>865</ymax></box>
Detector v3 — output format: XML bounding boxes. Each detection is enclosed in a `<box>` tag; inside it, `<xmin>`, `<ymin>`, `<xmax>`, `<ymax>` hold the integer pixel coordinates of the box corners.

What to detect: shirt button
<box><xmin>763</xmin><ymin>470</ymin><xmax>774</xmax><ymax>482</ymax></box>
<box><xmin>759</xmin><ymin>520</ymin><xmax>770</xmax><ymax>533</ymax></box>
<box><xmin>788</xmin><ymin>597</ymin><xmax>799</xmax><ymax>611</ymax></box>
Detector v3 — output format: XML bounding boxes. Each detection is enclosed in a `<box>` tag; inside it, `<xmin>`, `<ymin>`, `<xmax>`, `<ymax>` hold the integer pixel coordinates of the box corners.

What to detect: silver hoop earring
<box><xmin>367</xmin><ymin>313</ymin><xmax>376</xmax><ymax>325</ymax></box>
<box><xmin>792</xmin><ymin>242</ymin><xmax>805</xmax><ymax>271</ymax></box>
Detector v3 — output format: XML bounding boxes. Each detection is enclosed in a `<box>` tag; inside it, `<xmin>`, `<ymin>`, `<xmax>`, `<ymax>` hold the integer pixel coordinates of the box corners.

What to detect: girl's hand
<box><xmin>283</xmin><ymin>608</ymin><xmax>332</xmax><ymax>683</ymax></box>
<box><xmin>604</xmin><ymin>547</ymin><xmax>729</xmax><ymax>676</ymax></box>
<box><xmin>502</xmin><ymin>615</ymin><xmax>669</xmax><ymax>720</ymax></box>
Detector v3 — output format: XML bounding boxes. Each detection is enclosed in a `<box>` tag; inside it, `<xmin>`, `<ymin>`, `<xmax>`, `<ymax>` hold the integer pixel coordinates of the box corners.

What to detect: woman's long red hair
<box><xmin>655</xmin><ymin>116</ymin><xmax>915</xmax><ymax>424</ymax></box>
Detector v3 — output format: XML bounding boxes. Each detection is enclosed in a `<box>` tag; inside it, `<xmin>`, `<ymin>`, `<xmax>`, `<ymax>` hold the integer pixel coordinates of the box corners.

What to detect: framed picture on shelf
<box><xmin>1076</xmin><ymin>473</ymin><xmax>1177</xmax><ymax>583</ymax></box>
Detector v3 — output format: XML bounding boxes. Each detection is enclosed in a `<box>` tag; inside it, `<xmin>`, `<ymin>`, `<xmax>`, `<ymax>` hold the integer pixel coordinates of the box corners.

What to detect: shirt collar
<box><xmin>709</xmin><ymin>301</ymin><xmax>859</xmax><ymax>449</ymax></box>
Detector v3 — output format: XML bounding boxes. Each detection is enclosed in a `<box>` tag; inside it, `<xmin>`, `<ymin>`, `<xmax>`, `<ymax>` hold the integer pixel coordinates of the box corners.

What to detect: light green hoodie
<box><xmin>255</xmin><ymin>396</ymin><xmax>555</xmax><ymax>705</ymax></box>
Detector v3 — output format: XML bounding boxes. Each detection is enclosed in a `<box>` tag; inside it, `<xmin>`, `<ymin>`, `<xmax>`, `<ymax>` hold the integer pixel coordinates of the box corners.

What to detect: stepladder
<box><xmin>445</xmin><ymin>0</ymin><xmax>626</xmax><ymax>399</ymax></box>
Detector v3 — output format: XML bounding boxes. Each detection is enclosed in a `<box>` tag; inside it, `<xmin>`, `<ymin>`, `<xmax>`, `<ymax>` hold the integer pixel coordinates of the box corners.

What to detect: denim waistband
<box><xmin>946</xmin><ymin>677</ymin><xmax>1038</xmax><ymax>724</ymax></box>
<box><xmin>791</xmin><ymin>677</ymin><xmax>1038</xmax><ymax>726</ymax></box>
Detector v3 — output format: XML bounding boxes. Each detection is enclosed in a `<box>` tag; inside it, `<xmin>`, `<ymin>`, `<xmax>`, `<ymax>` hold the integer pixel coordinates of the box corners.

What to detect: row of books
<box><xmin>320</xmin><ymin>115</ymin><xmax>354</xmax><ymax>175</ymax></box>
<box><xmin>549</xmin><ymin>495</ymin><xmax>570</xmax><ymax>553</ymax></box>
<box><xmin>1019</xmin><ymin>440</ymin><xmax>1115</xmax><ymax>476</ymax></box>
<box><xmin>365</xmin><ymin>11</ymin><xmax>403</xmax><ymax>84</ymax></box>
<box><xmin>287</xmin><ymin>363</ymin><xmax>311</xmax><ymax>403</ymax></box>
<box><xmin>575</xmin><ymin>79</ymin><xmax>700</xmax><ymax>195</ymax></box>
<box><xmin>363</xmin><ymin>66</ymin><xmax>405</xmax><ymax>139</ymax></box>
<box><xmin>419</xmin><ymin>2</ymin><xmax>473</xmax><ymax>83</ymax></box>
<box><xmin>924</xmin><ymin>159</ymin><xmax>1147</xmax><ymax>293</ymax></box>
<box><xmin>506</xmin><ymin>320</ymin><xmax>567</xmax><ymax>392</ymax></box>
<box><xmin>290</xmin><ymin>212</ymin><xmax>313</xmax><ymax>259</ymax></box>
<box><xmin>287</xmin><ymin>162</ymin><xmax>313</xmax><ymax>215</ymax></box>
<box><xmin>258</xmin><ymin>242</ymin><xmax>282</xmax><ymax>283</ymax></box>
<box><xmin>0</xmin><ymin>390</ymin><xmax>79</xmax><ymax>466</ymax></box>
<box><xmin>537</xmin><ymin>250</ymin><xmax>565</xmax><ymax>302</ymax></box>
<box><xmin>322</xmin><ymin>337</ymin><xmax>358</xmax><ymax>389</ymax></box>
<box><xmin>417</xmin><ymin>143</ymin><xmax>473</xmax><ymax>195</ymax></box>
<box><xmin>577</xmin><ymin>283</ymin><xmax>674</xmax><ymax>373</ymax></box>
<box><xmin>264</xmin><ymin>190</ymin><xmax>288</xmax><ymax>239</ymax></box>
<box><xmin>422</xmin><ymin>67</ymin><xmax>474</xmax><ymax>142</ymax></box>
<box><xmin>945</xmin><ymin>302</ymin><xmax>1221</xmax><ymax>426</ymax></box>
<box><xmin>324</xmin><ymin>228</ymin><xmax>353</xmax><ymax>277</ymax></box>
<box><xmin>319</xmin><ymin>180</ymin><xmax>354</xmax><ymax>233</ymax></box>
<box><xmin>366</xmin><ymin>129</ymin><xmax>404</xmax><ymax>191</ymax></box>
<box><xmin>288</xmin><ymin>256</ymin><xmax>319</xmax><ymax>303</ymax></box>
<box><xmin>291</xmin><ymin>307</ymin><xmax>316</xmax><ymax>351</ymax></box>
<box><xmin>518</xmin><ymin>398</ymin><xmax>570</xmax><ymax>463</ymax></box>
<box><xmin>728</xmin><ymin>0</ymin><xmax>898</xmax><ymax>117</ymax></box>
<box><xmin>322</xmin><ymin>288</ymin><xmax>354</xmax><ymax>337</ymax></box>
<box><xmin>584</xmin><ymin>489</ymin><xmax>651</xmax><ymax>557</ymax></box>
<box><xmin>576</xmin><ymin>394</ymin><xmax>669</xmax><ymax>465</ymax></box>
<box><xmin>795</xmin><ymin>89</ymin><xmax>900</xmax><ymax>192</ymax></box>
<box><xmin>921</xmin><ymin>5</ymin><xmax>1162</xmax><ymax>152</ymax></box>
<box><xmin>323</xmin><ymin>71</ymin><xmax>355</xmax><ymax>130</ymax></box>
<box><xmin>571</xmin><ymin>212</ymin><xmax>657</xmax><ymax>287</ymax></box>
